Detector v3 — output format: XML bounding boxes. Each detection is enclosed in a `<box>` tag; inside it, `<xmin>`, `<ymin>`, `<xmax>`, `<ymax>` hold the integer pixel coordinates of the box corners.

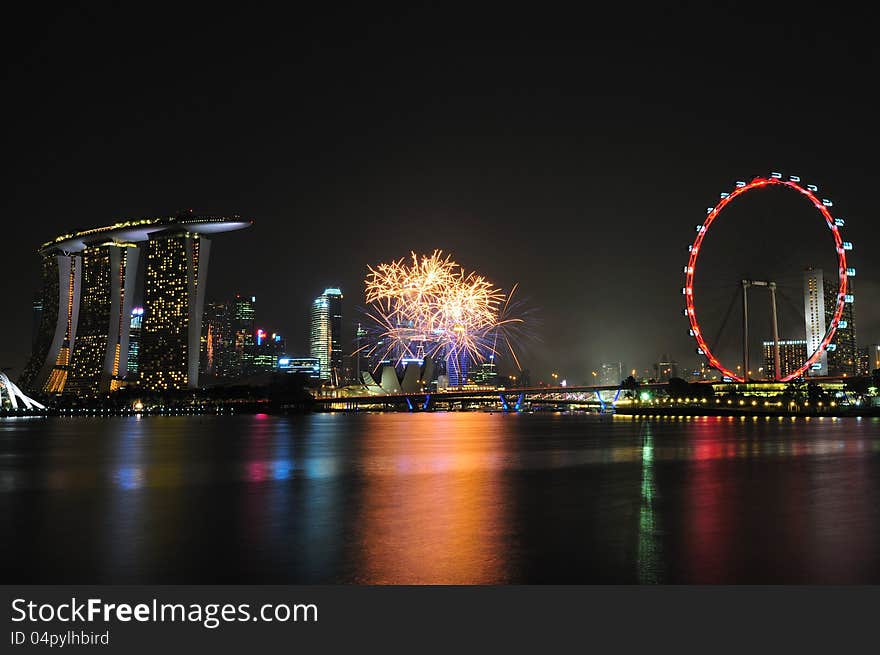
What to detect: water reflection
<box><xmin>637</xmin><ymin>422</ymin><xmax>663</xmax><ymax>583</ymax></box>
<box><xmin>353</xmin><ymin>414</ymin><xmax>510</xmax><ymax>584</ymax></box>
<box><xmin>296</xmin><ymin>416</ymin><xmax>349</xmax><ymax>582</ymax></box>
<box><xmin>105</xmin><ymin>418</ymin><xmax>148</xmax><ymax>580</ymax></box>
<box><xmin>1</xmin><ymin>413</ymin><xmax>880</xmax><ymax>583</ymax></box>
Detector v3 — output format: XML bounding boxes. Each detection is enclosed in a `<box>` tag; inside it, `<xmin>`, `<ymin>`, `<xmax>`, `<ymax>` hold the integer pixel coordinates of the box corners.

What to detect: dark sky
<box><xmin>2</xmin><ymin>2</ymin><xmax>877</xmax><ymax>383</ymax></box>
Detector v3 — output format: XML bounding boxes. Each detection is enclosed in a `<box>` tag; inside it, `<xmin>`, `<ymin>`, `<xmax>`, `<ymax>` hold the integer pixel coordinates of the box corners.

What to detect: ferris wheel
<box><xmin>683</xmin><ymin>172</ymin><xmax>854</xmax><ymax>382</ymax></box>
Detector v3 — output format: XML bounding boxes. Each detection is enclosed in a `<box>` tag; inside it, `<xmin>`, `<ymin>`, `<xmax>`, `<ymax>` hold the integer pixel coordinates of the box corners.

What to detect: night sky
<box><xmin>2</xmin><ymin>3</ymin><xmax>877</xmax><ymax>383</ymax></box>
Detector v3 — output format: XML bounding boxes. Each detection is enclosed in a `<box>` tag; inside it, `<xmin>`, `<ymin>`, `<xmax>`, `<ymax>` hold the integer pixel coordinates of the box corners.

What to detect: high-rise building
<box><xmin>201</xmin><ymin>300</ymin><xmax>232</xmax><ymax>379</ymax></box>
<box><xmin>762</xmin><ymin>339</ymin><xmax>808</xmax><ymax>380</ymax></box>
<box><xmin>309</xmin><ymin>288</ymin><xmax>343</xmax><ymax>384</ymax></box>
<box><xmin>858</xmin><ymin>344</ymin><xmax>880</xmax><ymax>375</ymax></box>
<box><xmin>270</xmin><ymin>332</ymin><xmax>285</xmax><ymax>361</ymax></box>
<box><xmin>230</xmin><ymin>295</ymin><xmax>256</xmax><ymax>377</ymax></box>
<box><xmin>251</xmin><ymin>328</ymin><xmax>281</xmax><ymax>373</ymax></box>
<box><xmin>19</xmin><ymin>252</ymin><xmax>82</xmax><ymax>394</ymax></box>
<box><xmin>22</xmin><ymin>214</ymin><xmax>251</xmax><ymax>395</ymax></box>
<box><xmin>473</xmin><ymin>355</ymin><xmax>497</xmax><ymax>385</ymax></box>
<box><xmin>446</xmin><ymin>349</ymin><xmax>469</xmax><ymax>387</ymax></box>
<box><xmin>139</xmin><ymin>231</ymin><xmax>212</xmax><ymax>391</ymax></box>
<box><xmin>599</xmin><ymin>362</ymin><xmax>624</xmax><ymax>386</ymax></box>
<box><xmin>803</xmin><ymin>268</ymin><xmax>828</xmax><ymax>376</ymax></box>
<box><xmin>803</xmin><ymin>267</ymin><xmax>857</xmax><ymax>377</ymax></box>
<box><xmin>65</xmin><ymin>243</ymin><xmax>140</xmax><ymax>395</ymax></box>
<box><xmin>827</xmin><ymin>277</ymin><xmax>857</xmax><ymax>377</ymax></box>
<box><xmin>127</xmin><ymin>307</ymin><xmax>144</xmax><ymax>377</ymax></box>
<box><xmin>653</xmin><ymin>356</ymin><xmax>679</xmax><ymax>382</ymax></box>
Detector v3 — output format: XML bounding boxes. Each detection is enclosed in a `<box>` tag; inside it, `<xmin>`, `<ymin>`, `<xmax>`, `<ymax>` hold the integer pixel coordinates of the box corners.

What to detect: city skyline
<box><xmin>6</xmin><ymin>4</ymin><xmax>880</xmax><ymax>613</ymax></box>
<box><xmin>1</xmin><ymin>5</ymin><xmax>879</xmax><ymax>384</ymax></box>
<box><xmin>7</xmin><ymin>207</ymin><xmax>878</xmax><ymax>390</ymax></box>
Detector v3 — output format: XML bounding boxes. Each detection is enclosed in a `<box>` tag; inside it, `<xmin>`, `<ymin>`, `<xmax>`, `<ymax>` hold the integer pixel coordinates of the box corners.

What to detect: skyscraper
<box><xmin>19</xmin><ymin>252</ymin><xmax>81</xmax><ymax>393</ymax></box>
<box><xmin>446</xmin><ymin>348</ymin><xmax>469</xmax><ymax>387</ymax></box>
<box><xmin>599</xmin><ymin>362</ymin><xmax>624</xmax><ymax>386</ymax></box>
<box><xmin>251</xmin><ymin>328</ymin><xmax>282</xmax><ymax>373</ymax></box>
<box><xmin>858</xmin><ymin>344</ymin><xmax>880</xmax><ymax>376</ymax></box>
<box><xmin>201</xmin><ymin>300</ymin><xmax>232</xmax><ymax>379</ymax></box>
<box><xmin>803</xmin><ymin>267</ymin><xmax>857</xmax><ymax>377</ymax></box>
<box><xmin>139</xmin><ymin>232</ymin><xmax>210</xmax><ymax>391</ymax></box>
<box><xmin>65</xmin><ymin>243</ymin><xmax>139</xmax><ymax>395</ymax></box>
<box><xmin>231</xmin><ymin>295</ymin><xmax>256</xmax><ymax>378</ymax></box>
<box><xmin>653</xmin><ymin>356</ymin><xmax>679</xmax><ymax>382</ymax></box>
<box><xmin>827</xmin><ymin>278</ymin><xmax>857</xmax><ymax>376</ymax></box>
<box><xmin>310</xmin><ymin>288</ymin><xmax>343</xmax><ymax>384</ymax></box>
<box><xmin>127</xmin><ymin>307</ymin><xmax>144</xmax><ymax>378</ymax></box>
<box><xmin>22</xmin><ymin>214</ymin><xmax>251</xmax><ymax>395</ymax></box>
<box><xmin>473</xmin><ymin>355</ymin><xmax>498</xmax><ymax>385</ymax></box>
<box><xmin>803</xmin><ymin>268</ymin><xmax>829</xmax><ymax>376</ymax></box>
<box><xmin>762</xmin><ymin>339</ymin><xmax>808</xmax><ymax>380</ymax></box>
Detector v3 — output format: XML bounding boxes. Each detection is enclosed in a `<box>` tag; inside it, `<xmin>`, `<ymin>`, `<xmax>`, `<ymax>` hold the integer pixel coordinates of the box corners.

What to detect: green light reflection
<box><xmin>637</xmin><ymin>421</ymin><xmax>664</xmax><ymax>583</ymax></box>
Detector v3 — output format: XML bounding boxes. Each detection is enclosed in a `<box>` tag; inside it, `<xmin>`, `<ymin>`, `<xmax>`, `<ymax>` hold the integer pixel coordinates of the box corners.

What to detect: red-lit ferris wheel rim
<box><xmin>684</xmin><ymin>175</ymin><xmax>850</xmax><ymax>382</ymax></box>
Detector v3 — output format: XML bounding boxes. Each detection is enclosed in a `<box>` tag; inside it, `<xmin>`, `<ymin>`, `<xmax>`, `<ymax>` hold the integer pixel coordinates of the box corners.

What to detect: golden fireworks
<box><xmin>361</xmin><ymin>250</ymin><xmax>523</xmax><ymax>376</ymax></box>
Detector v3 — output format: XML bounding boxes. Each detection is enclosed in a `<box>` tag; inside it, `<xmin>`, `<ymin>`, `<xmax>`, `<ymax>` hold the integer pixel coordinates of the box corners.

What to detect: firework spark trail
<box><xmin>361</xmin><ymin>251</ymin><xmax>526</xmax><ymax>381</ymax></box>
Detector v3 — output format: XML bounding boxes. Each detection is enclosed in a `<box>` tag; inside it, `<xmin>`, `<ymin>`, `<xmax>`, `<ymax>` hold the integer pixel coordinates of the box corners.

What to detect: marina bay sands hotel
<box><xmin>19</xmin><ymin>212</ymin><xmax>252</xmax><ymax>396</ymax></box>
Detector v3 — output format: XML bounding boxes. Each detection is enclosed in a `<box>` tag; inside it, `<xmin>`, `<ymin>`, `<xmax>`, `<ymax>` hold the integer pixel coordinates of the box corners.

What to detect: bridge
<box><xmin>312</xmin><ymin>382</ymin><xmax>674</xmax><ymax>412</ymax></box>
<box><xmin>309</xmin><ymin>374</ymin><xmax>866</xmax><ymax>413</ymax></box>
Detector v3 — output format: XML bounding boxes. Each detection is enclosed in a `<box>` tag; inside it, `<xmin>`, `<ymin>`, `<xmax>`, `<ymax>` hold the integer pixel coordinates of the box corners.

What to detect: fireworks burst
<box><xmin>360</xmin><ymin>250</ymin><xmax>526</xmax><ymax>383</ymax></box>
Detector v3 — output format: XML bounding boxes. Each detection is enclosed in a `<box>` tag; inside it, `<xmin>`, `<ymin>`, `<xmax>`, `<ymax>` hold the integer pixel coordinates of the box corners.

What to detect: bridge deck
<box><xmin>313</xmin><ymin>382</ymin><xmax>673</xmax><ymax>405</ymax></box>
